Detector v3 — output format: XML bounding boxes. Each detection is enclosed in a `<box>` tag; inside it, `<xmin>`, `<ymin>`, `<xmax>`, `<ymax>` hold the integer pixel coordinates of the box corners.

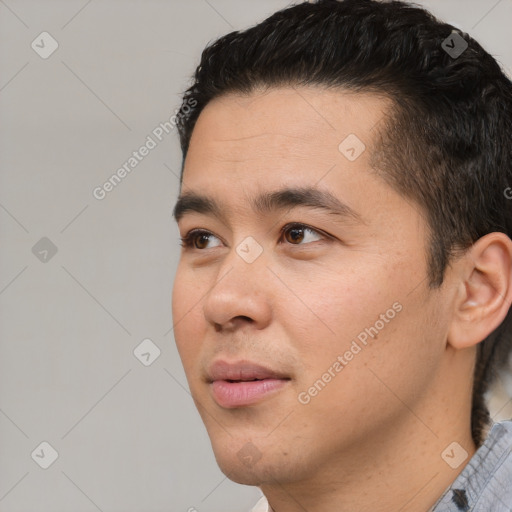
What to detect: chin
<box><xmin>211</xmin><ymin>439</ymin><xmax>301</xmax><ymax>487</ymax></box>
<box><xmin>210</xmin><ymin>450</ymin><xmax>262</xmax><ymax>483</ymax></box>
<box><xmin>219</xmin><ymin>464</ymin><xmax>266</xmax><ymax>486</ymax></box>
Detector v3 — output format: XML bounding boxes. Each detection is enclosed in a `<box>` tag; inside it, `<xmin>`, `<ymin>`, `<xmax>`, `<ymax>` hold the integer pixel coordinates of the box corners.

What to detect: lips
<box><xmin>207</xmin><ymin>360</ymin><xmax>291</xmax><ymax>408</ymax></box>
<box><xmin>207</xmin><ymin>360</ymin><xmax>290</xmax><ymax>382</ymax></box>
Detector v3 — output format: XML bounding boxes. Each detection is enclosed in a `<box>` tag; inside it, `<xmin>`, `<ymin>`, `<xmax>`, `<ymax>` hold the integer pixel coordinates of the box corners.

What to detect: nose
<box><xmin>202</xmin><ymin>243</ymin><xmax>273</xmax><ymax>333</ymax></box>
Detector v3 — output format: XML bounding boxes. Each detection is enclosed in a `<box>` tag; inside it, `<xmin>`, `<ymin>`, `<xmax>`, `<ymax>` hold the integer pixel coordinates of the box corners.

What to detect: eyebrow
<box><xmin>172</xmin><ymin>186</ymin><xmax>364</xmax><ymax>225</ymax></box>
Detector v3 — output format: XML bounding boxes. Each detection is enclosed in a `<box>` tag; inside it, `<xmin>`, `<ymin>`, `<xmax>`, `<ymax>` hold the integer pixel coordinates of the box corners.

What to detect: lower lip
<box><xmin>211</xmin><ymin>379</ymin><xmax>289</xmax><ymax>408</ymax></box>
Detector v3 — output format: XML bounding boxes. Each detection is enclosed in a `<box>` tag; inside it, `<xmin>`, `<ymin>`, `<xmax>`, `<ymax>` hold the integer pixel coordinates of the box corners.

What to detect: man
<box><xmin>171</xmin><ymin>0</ymin><xmax>512</xmax><ymax>510</ymax></box>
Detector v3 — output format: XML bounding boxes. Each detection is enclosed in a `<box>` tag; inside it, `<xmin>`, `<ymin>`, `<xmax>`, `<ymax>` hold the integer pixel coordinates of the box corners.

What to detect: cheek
<box><xmin>295</xmin><ymin>263</ymin><xmax>393</xmax><ymax>345</ymax></box>
<box><xmin>293</xmin><ymin>268</ymin><xmax>442</xmax><ymax>421</ymax></box>
<box><xmin>171</xmin><ymin>267</ymin><xmax>205</xmax><ymax>363</ymax></box>
<box><xmin>289</xmin><ymin>256</ymin><xmax>429</xmax><ymax>383</ymax></box>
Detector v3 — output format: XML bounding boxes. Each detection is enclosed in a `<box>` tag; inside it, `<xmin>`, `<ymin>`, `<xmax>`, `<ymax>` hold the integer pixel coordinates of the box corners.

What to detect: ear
<box><xmin>448</xmin><ymin>232</ymin><xmax>512</xmax><ymax>350</ymax></box>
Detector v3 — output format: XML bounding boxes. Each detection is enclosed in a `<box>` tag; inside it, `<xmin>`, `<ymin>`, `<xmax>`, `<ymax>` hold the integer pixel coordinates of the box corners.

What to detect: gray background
<box><xmin>1</xmin><ymin>1</ymin><xmax>511</xmax><ymax>511</ymax></box>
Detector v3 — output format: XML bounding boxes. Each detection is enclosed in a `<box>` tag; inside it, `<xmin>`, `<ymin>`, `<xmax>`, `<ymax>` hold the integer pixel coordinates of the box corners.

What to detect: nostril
<box><xmin>213</xmin><ymin>316</ymin><xmax>253</xmax><ymax>332</ymax></box>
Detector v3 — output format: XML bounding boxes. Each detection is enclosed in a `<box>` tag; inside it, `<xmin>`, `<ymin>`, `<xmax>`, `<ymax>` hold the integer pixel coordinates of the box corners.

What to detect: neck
<box><xmin>262</xmin><ymin>418</ymin><xmax>475</xmax><ymax>512</ymax></box>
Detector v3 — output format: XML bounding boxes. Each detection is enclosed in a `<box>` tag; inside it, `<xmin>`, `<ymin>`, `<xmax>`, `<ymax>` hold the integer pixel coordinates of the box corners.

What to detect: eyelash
<box><xmin>179</xmin><ymin>223</ymin><xmax>328</xmax><ymax>250</ymax></box>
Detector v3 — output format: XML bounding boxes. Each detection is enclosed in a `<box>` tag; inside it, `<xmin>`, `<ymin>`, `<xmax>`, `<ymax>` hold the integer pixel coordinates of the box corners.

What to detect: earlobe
<box><xmin>448</xmin><ymin>233</ymin><xmax>512</xmax><ymax>350</ymax></box>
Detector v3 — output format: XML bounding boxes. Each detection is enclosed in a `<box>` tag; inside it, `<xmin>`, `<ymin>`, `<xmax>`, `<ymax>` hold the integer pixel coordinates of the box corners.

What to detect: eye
<box><xmin>179</xmin><ymin>223</ymin><xmax>326</xmax><ymax>251</ymax></box>
<box><xmin>180</xmin><ymin>229</ymin><xmax>222</xmax><ymax>250</ymax></box>
<box><xmin>279</xmin><ymin>223</ymin><xmax>326</xmax><ymax>245</ymax></box>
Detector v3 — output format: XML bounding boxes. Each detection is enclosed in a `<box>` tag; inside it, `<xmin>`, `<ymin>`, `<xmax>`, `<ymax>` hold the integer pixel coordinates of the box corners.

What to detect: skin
<box><xmin>171</xmin><ymin>86</ymin><xmax>512</xmax><ymax>512</ymax></box>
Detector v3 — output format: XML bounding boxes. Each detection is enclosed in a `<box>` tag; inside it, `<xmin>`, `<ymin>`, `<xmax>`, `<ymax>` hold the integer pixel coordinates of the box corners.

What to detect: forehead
<box><xmin>183</xmin><ymin>86</ymin><xmax>391</xmax><ymax>181</ymax></box>
<box><xmin>178</xmin><ymin>87</ymin><xmax>400</xmax><ymax>227</ymax></box>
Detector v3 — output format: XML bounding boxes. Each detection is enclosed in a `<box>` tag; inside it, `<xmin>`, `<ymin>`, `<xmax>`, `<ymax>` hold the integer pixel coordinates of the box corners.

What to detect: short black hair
<box><xmin>175</xmin><ymin>0</ymin><xmax>512</xmax><ymax>447</ymax></box>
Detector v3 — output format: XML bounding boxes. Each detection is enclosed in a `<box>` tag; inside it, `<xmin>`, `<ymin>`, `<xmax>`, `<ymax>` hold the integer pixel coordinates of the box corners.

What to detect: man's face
<box><xmin>172</xmin><ymin>87</ymin><xmax>453</xmax><ymax>485</ymax></box>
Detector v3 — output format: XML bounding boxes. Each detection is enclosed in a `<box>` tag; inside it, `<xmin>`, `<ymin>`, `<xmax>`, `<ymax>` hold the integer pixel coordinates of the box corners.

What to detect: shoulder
<box><xmin>433</xmin><ymin>419</ymin><xmax>512</xmax><ymax>511</ymax></box>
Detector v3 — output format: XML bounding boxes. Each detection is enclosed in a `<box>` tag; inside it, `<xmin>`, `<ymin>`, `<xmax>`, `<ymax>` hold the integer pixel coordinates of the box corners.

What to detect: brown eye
<box><xmin>284</xmin><ymin>226</ymin><xmax>305</xmax><ymax>244</ymax></box>
<box><xmin>281</xmin><ymin>223</ymin><xmax>324</xmax><ymax>245</ymax></box>
<box><xmin>180</xmin><ymin>230</ymin><xmax>222</xmax><ymax>250</ymax></box>
<box><xmin>180</xmin><ymin>224</ymin><xmax>326</xmax><ymax>251</ymax></box>
<box><xmin>193</xmin><ymin>233</ymin><xmax>210</xmax><ymax>249</ymax></box>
